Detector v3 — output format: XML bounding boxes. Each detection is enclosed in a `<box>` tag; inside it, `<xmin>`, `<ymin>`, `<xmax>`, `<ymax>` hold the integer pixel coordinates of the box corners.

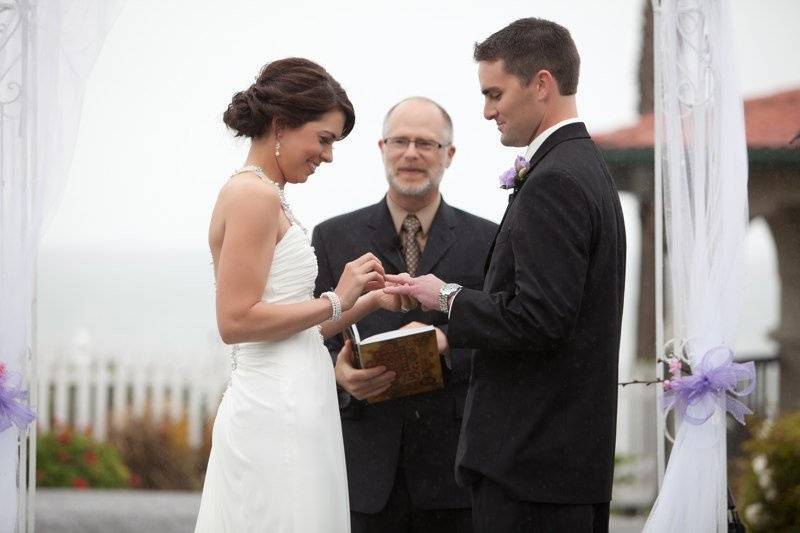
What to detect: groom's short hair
<box><xmin>474</xmin><ymin>18</ymin><xmax>580</xmax><ymax>96</ymax></box>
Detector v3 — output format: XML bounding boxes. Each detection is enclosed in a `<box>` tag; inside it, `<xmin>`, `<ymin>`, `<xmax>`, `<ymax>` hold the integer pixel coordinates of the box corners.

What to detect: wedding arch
<box><xmin>644</xmin><ymin>0</ymin><xmax>751</xmax><ymax>531</ymax></box>
<box><xmin>0</xmin><ymin>1</ymin><xmax>122</xmax><ymax>530</ymax></box>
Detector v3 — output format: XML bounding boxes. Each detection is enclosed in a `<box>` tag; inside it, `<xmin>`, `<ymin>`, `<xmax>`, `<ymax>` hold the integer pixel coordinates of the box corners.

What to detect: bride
<box><xmin>195</xmin><ymin>57</ymin><xmax>403</xmax><ymax>532</ymax></box>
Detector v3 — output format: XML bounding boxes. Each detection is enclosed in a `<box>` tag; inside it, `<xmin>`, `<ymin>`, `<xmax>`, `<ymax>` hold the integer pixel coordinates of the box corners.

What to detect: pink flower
<box><xmin>57</xmin><ymin>430</ymin><xmax>73</xmax><ymax>445</ymax></box>
<box><xmin>84</xmin><ymin>451</ymin><xmax>98</xmax><ymax>467</ymax></box>
<box><xmin>0</xmin><ymin>362</ymin><xmax>6</xmax><ymax>378</ymax></box>
<box><xmin>663</xmin><ymin>379</ymin><xmax>672</xmax><ymax>391</ymax></box>
<box><xmin>668</xmin><ymin>357</ymin><xmax>682</xmax><ymax>378</ymax></box>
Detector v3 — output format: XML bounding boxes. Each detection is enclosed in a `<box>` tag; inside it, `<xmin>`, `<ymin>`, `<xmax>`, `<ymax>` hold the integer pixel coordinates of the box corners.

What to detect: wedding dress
<box><xmin>195</xmin><ymin>176</ymin><xmax>349</xmax><ymax>532</ymax></box>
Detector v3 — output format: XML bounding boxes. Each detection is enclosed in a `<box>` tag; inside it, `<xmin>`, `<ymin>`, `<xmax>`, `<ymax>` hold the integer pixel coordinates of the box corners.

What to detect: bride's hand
<box><xmin>371</xmin><ymin>284</ymin><xmax>417</xmax><ymax>312</ymax></box>
<box><xmin>371</xmin><ymin>274</ymin><xmax>418</xmax><ymax>312</ymax></box>
<box><xmin>334</xmin><ymin>253</ymin><xmax>386</xmax><ymax>311</ymax></box>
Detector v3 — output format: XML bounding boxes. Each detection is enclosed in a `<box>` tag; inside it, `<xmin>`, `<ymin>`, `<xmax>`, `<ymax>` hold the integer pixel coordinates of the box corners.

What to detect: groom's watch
<box><xmin>439</xmin><ymin>283</ymin><xmax>463</xmax><ymax>313</ymax></box>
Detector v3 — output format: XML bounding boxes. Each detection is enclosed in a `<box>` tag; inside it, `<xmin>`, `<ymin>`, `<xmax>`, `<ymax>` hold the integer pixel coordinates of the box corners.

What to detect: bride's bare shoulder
<box><xmin>216</xmin><ymin>174</ymin><xmax>281</xmax><ymax>215</ymax></box>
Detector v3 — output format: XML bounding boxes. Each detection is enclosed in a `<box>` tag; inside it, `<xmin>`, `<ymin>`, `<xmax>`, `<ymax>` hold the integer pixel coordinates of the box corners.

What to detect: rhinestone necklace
<box><xmin>232</xmin><ymin>165</ymin><xmax>307</xmax><ymax>235</ymax></box>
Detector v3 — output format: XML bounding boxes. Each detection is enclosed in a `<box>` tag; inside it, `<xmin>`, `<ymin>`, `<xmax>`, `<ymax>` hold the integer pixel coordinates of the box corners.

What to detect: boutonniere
<box><xmin>499</xmin><ymin>156</ymin><xmax>530</xmax><ymax>190</ymax></box>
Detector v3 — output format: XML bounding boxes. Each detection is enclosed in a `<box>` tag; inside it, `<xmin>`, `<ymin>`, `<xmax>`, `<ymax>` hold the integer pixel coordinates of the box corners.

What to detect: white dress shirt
<box><xmin>523</xmin><ymin>117</ymin><xmax>583</xmax><ymax>161</ymax></box>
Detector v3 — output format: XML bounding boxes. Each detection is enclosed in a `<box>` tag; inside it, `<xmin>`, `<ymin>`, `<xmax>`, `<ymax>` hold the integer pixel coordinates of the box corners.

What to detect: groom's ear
<box><xmin>530</xmin><ymin>70</ymin><xmax>555</xmax><ymax>100</ymax></box>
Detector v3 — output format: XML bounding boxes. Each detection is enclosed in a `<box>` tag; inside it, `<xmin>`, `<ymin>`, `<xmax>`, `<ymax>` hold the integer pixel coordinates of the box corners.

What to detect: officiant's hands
<box><xmin>401</xmin><ymin>321</ymin><xmax>449</xmax><ymax>354</ymax></box>
<box><xmin>335</xmin><ymin>340</ymin><xmax>397</xmax><ymax>401</ymax></box>
<box><xmin>384</xmin><ymin>274</ymin><xmax>445</xmax><ymax>312</ymax></box>
<box><xmin>335</xmin><ymin>253</ymin><xmax>386</xmax><ymax>311</ymax></box>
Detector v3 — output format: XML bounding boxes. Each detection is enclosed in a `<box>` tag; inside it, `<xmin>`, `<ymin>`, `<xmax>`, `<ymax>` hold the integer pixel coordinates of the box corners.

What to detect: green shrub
<box><xmin>736</xmin><ymin>412</ymin><xmax>800</xmax><ymax>532</ymax></box>
<box><xmin>37</xmin><ymin>428</ymin><xmax>130</xmax><ymax>489</ymax></box>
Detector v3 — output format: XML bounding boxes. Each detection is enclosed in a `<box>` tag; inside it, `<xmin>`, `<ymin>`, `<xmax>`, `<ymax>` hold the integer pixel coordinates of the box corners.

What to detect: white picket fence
<box><xmin>36</xmin><ymin>336</ymin><xmax>231</xmax><ymax>448</ymax></box>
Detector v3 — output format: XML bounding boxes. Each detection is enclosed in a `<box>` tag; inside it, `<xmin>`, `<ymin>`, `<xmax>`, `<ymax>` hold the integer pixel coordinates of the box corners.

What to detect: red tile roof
<box><xmin>593</xmin><ymin>88</ymin><xmax>800</xmax><ymax>149</ymax></box>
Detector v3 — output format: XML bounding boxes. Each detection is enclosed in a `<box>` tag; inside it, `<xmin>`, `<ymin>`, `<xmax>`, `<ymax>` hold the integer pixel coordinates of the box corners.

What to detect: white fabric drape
<box><xmin>0</xmin><ymin>1</ymin><xmax>122</xmax><ymax>531</ymax></box>
<box><xmin>644</xmin><ymin>0</ymin><xmax>748</xmax><ymax>531</ymax></box>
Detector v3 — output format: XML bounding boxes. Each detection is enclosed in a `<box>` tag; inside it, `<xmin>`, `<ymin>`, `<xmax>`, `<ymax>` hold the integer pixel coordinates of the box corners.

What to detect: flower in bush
<box><xmin>83</xmin><ymin>450</ymin><xmax>98</xmax><ymax>468</ymax></box>
<box><xmin>128</xmin><ymin>472</ymin><xmax>142</xmax><ymax>489</ymax></box>
<box><xmin>57</xmin><ymin>429</ymin><xmax>72</xmax><ymax>445</ymax></box>
<box><xmin>37</xmin><ymin>428</ymin><xmax>129</xmax><ymax>489</ymax></box>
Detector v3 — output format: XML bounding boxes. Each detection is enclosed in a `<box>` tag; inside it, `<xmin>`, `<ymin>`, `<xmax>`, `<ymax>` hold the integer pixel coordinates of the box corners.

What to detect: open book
<box><xmin>343</xmin><ymin>323</ymin><xmax>444</xmax><ymax>404</ymax></box>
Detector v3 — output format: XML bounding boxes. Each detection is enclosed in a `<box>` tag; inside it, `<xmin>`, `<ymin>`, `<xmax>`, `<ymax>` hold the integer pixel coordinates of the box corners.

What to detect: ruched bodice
<box><xmin>263</xmin><ymin>225</ymin><xmax>318</xmax><ymax>305</ymax></box>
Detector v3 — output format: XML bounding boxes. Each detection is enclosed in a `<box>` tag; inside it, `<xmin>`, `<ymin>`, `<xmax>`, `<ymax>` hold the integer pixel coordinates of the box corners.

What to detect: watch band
<box><xmin>438</xmin><ymin>283</ymin><xmax>462</xmax><ymax>313</ymax></box>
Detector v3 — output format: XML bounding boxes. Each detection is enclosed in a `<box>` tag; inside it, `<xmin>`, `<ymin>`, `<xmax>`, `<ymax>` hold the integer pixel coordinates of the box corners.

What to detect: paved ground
<box><xmin>36</xmin><ymin>489</ymin><xmax>647</xmax><ymax>532</ymax></box>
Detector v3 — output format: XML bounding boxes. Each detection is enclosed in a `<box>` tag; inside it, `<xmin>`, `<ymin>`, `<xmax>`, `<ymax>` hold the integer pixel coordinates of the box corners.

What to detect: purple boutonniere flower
<box><xmin>499</xmin><ymin>155</ymin><xmax>530</xmax><ymax>189</ymax></box>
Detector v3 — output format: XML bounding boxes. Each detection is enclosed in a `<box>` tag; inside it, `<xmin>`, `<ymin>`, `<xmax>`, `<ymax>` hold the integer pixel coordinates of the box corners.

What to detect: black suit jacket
<box><xmin>312</xmin><ymin>197</ymin><xmax>497</xmax><ymax>514</ymax></box>
<box><xmin>448</xmin><ymin>122</ymin><xmax>627</xmax><ymax>504</ymax></box>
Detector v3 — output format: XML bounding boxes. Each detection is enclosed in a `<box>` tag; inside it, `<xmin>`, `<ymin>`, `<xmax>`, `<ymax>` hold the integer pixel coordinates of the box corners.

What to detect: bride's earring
<box><xmin>275</xmin><ymin>141</ymin><xmax>281</xmax><ymax>158</ymax></box>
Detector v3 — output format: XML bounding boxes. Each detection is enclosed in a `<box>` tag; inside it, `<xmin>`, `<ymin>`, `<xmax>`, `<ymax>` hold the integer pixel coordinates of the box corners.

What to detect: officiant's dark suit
<box><xmin>312</xmin><ymin>97</ymin><xmax>497</xmax><ymax>533</ymax></box>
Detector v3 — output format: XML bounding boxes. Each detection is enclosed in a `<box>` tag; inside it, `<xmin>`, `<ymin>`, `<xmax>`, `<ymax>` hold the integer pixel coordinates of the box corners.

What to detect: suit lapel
<box><xmin>515</xmin><ymin>122</ymin><xmax>590</xmax><ymax>197</ymax></box>
<box><xmin>418</xmin><ymin>200</ymin><xmax>457</xmax><ymax>275</ymax></box>
<box><xmin>481</xmin><ymin>122</ymin><xmax>591</xmax><ymax>275</ymax></box>
<box><xmin>367</xmin><ymin>198</ymin><xmax>405</xmax><ymax>273</ymax></box>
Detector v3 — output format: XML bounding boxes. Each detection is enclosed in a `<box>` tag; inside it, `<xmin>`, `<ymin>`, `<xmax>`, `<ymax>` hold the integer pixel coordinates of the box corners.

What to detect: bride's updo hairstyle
<box><xmin>223</xmin><ymin>57</ymin><xmax>355</xmax><ymax>140</ymax></box>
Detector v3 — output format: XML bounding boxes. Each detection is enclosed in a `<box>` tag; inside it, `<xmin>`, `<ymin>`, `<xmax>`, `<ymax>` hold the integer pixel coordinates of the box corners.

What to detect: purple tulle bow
<box><xmin>0</xmin><ymin>364</ymin><xmax>37</xmax><ymax>433</ymax></box>
<box><xmin>499</xmin><ymin>156</ymin><xmax>530</xmax><ymax>189</ymax></box>
<box><xmin>662</xmin><ymin>346</ymin><xmax>755</xmax><ymax>425</ymax></box>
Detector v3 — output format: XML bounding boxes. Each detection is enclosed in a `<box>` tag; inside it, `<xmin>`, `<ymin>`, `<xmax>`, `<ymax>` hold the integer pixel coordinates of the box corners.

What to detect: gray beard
<box><xmin>386</xmin><ymin>173</ymin><xmax>441</xmax><ymax>197</ymax></box>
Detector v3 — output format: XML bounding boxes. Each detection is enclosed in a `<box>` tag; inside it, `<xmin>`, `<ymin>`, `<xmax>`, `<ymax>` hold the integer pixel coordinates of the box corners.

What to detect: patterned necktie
<box><xmin>401</xmin><ymin>214</ymin><xmax>422</xmax><ymax>276</ymax></box>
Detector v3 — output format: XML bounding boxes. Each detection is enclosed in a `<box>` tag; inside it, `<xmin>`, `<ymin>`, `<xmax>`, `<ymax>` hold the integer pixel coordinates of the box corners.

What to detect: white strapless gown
<box><xmin>195</xmin><ymin>225</ymin><xmax>350</xmax><ymax>532</ymax></box>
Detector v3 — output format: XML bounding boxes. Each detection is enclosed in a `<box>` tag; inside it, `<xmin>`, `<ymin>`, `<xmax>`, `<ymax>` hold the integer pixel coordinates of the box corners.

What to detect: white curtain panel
<box><xmin>0</xmin><ymin>1</ymin><xmax>122</xmax><ymax>530</ymax></box>
<box><xmin>644</xmin><ymin>0</ymin><xmax>748</xmax><ymax>532</ymax></box>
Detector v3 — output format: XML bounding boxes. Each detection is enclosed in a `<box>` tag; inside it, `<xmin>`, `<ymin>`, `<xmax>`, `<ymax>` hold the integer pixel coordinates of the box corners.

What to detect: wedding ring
<box><xmin>400</xmin><ymin>305</ymin><xmax>409</xmax><ymax>313</ymax></box>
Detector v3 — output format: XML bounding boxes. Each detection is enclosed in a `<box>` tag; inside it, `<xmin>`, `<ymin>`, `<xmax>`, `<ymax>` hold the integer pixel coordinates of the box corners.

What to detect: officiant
<box><xmin>312</xmin><ymin>96</ymin><xmax>496</xmax><ymax>533</ymax></box>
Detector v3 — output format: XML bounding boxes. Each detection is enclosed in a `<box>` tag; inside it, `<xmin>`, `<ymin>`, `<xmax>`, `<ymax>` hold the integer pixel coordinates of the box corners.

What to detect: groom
<box><xmin>386</xmin><ymin>18</ymin><xmax>626</xmax><ymax>533</ymax></box>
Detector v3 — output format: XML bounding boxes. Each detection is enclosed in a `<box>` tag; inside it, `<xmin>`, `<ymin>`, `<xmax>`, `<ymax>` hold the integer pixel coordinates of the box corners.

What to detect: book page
<box><xmin>346</xmin><ymin>323</ymin><xmax>361</xmax><ymax>345</ymax></box>
<box><xmin>360</xmin><ymin>325</ymin><xmax>434</xmax><ymax>345</ymax></box>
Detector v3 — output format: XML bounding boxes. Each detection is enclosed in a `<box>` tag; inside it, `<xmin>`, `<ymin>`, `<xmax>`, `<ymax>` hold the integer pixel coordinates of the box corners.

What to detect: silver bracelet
<box><xmin>321</xmin><ymin>291</ymin><xmax>342</xmax><ymax>322</ymax></box>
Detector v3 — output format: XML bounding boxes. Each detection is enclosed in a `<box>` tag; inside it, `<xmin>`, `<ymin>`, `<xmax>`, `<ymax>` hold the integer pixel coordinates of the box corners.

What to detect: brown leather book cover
<box><xmin>345</xmin><ymin>325</ymin><xmax>443</xmax><ymax>404</ymax></box>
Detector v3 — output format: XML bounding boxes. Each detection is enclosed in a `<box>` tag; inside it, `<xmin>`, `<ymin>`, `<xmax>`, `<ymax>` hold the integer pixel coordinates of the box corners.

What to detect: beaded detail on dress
<box><xmin>231</xmin><ymin>165</ymin><xmax>308</xmax><ymax>235</ymax></box>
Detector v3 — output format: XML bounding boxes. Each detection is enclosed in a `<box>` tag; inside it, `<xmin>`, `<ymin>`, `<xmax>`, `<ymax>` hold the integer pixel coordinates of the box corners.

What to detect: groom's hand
<box><xmin>384</xmin><ymin>274</ymin><xmax>445</xmax><ymax>312</ymax></box>
<box><xmin>335</xmin><ymin>340</ymin><xmax>396</xmax><ymax>401</ymax></box>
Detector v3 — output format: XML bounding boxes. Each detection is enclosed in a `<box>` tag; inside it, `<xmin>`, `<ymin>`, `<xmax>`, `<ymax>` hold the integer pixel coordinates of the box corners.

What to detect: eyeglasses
<box><xmin>383</xmin><ymin>137</ymin><xmax>450</xmax><ymax>153</ymax></box>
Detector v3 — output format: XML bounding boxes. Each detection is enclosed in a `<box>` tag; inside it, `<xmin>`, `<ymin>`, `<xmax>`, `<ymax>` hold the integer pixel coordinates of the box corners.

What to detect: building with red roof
<box><xmin>593</xmin><ymin>87</ymin><xmax>800</xmax><ymax>416</ymax></box>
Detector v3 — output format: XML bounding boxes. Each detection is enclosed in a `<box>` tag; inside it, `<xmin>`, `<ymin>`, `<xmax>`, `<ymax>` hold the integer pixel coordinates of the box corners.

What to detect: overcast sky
<box><xmin>39</xmin><ymin>0</ymin><xmax>800</xmax><ymax>252</ymax></box>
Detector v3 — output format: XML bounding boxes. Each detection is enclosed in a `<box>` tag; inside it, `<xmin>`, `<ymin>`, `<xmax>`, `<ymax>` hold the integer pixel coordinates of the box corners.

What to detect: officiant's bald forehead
<box><xmin>382</xmin><ymin>97</ymin><xmax>453</xmax><ymax>143</ymax></box>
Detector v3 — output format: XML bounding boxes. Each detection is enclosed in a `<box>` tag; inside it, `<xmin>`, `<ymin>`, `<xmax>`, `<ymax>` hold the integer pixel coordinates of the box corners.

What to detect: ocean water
<box><xmin>36</xmin><ymin>247</ymin><xmax>225</xmax><ymax>366</ymax></box>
